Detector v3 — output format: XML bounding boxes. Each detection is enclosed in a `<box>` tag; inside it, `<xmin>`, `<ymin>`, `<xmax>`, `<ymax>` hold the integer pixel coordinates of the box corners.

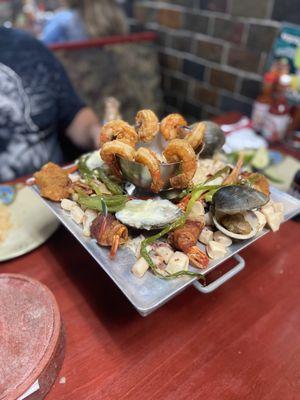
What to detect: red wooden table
<box><xmin>1</xmin><ymin>214</ymin><xmax>300</xmax><ymax>399</ymax></box>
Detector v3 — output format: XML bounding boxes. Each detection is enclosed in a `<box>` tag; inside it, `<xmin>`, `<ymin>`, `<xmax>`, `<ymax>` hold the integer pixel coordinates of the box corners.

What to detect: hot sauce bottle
<box><xmin>261</xmin><ymin>74</ymin><xmax>291</xmax><ymax>142</ymax></box>
<box><xmin>251</xmin><ymin>72</ymin><xmax>276</xmax><ymax>132</ymax></box>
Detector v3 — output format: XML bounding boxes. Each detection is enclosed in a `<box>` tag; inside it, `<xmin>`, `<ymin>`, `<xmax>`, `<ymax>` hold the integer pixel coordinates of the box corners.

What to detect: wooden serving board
<box><xmin>0</xmin><ymin>274</ymin><xmax>65</xmax><ymax>400</ymax></box>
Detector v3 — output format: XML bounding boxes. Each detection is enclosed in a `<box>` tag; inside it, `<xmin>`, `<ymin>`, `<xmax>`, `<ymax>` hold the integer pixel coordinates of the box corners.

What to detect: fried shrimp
<box><xmin>223</xmin><ymin>153</ymin><xmax>244</xmax><ymax>185</ymax></box>
<box><xmin>100</xmin><ymin>120</ymin><xmax>138</xmax><ymax>147</ymax></box>
<box><xmin>135</xmin><ymin>147</ymin><xmax>164</xmax><ymax>193</ymax></box>
<box><xmin>135</xmin><ymin>109</ymin><xmax>159</xmax><ymax>142</ymax></box>
<box><xmin>100</xmin><ymin>140</ymin><xmax>135</xmax><ymax>176</ymax></box>
<box><xmin>163</xmin><ymin>139</ymin><xmax>197</xmax><ymax>188</ymax></box>
<box><xmin>160</xmin><ymin>113</ymin><xmax>187</xmax><ymax>141</ymax></box>
<box><xmin>183</xmin><ymin>122</ymin><xmax>205</xmax><ymax>150</ymax></box>
<box><xmin>241</xmin><ymin>172</ymin><xmax>270</xmax><ymax>197</ymax></box>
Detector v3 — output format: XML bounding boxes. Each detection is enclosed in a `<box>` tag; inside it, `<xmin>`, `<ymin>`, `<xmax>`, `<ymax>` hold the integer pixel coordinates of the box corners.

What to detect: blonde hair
<box><xmin>67</xmin><ymin>0</ymin><xmax>128</xmax><ymax>38</ymax></box>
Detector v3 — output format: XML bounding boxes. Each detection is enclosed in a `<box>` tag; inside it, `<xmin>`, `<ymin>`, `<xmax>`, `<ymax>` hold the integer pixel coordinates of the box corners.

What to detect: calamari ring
<box><xmin>100</xmin><ymin>120</ymin><xmax>138</xmax><ymax>147</ymax></box>
<box><xmin>135</xmin><ymin>147</ymin><xmax>164</xmax><ymax>193</ymax></box>
<box><xmin>160</xmin><ymin>113</ymin><xmax>187</xmax><ymax>141</ymax></box>
<box><xmin>163</xmin><ymin>139</ymin><xmax>197</xmax><ymax>189</ymax></box>
<box><xmin>135</xmin><ymin>109</ymin><xmax>159</xmax><ymax>143</ymax></box>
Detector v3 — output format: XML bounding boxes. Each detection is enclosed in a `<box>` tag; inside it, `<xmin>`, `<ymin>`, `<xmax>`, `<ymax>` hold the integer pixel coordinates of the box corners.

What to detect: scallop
<box><xmin>115</xmin><ymin>198</ymin><xmax>182</xmax><ymax>230</ymax></box>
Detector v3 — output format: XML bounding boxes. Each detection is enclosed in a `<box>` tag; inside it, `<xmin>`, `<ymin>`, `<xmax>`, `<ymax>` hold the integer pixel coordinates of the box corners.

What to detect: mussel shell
<box><xmin>212</xmin><ymin>185</ymin><xmax>269</xmax><ymax>215</ymax></box>
<box><xmin>199</xmin><ymin>121</ymin><xmax>225</xmax><ymax>157</ymax></box>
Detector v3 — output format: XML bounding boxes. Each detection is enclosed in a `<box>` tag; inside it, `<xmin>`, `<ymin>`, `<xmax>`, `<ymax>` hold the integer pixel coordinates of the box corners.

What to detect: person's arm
<box><xmin>47</xmin><ymin>47</ymin><xmax>101</xmax><ymax>150</ymax></box>
<box><xmin>65</xmin><ymin>107</ymin><xmax>100</xmax><ymax>149</ymax></box>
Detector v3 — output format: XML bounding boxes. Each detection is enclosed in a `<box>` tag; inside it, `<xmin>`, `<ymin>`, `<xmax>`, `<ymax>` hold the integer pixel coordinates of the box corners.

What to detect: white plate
<box><xmin>0</xmin><ymin>186</ymin><xmax>60</xmax><ymax>262</ymax></box>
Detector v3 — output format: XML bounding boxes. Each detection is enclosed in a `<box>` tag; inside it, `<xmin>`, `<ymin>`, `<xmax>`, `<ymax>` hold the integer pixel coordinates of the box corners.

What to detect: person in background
<box><xmin>0</xmin><ymin>27</ymin><xmax>100</xmax><ymax>182</ymax></box>
<box><xmin>79</xmin><ymin>0</ymin><xmax>128</xmax><ymax>38</ymax></box>
<box><xmin>40</xmin><ymin>0</ymin><xmax>87</xmax><ymax>44</ymax></box>
<box><xmin>41</xmin><ymin>0</ymin><xmax>128</xmax><ymax>44</ymax></box>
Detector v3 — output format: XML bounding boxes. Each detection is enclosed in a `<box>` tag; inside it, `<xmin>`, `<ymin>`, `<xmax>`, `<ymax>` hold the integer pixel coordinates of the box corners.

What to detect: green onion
<box><xmin>140</xmin><ymin>215</ymin><xmax>186</xmax><ymax>271</ymax></box>
<box><xmin>205</xmin><ymin>166</ymin><xmax>231</xmax><ymax>184</ymax></box>
<box><xmin>204</xmin><ymin>188</ymin><xmax>219</xmax><ymax>202</ymax></box>
<box><xmin>140</xmin><ymin>180</ymin><xmax>226</xmax><ymax>279</ymax></box>
<box><xmin>95</xmin><ymin>168</ymin><xmax>123</xmax><ymax>195</ymax></box>
<box><xmin>140</xmin><ymin>215</ymin><xmax>205</xmax><ymax>279</ymax></box>
<box><xmin>77</xmin><ymin>194</ymin><xmax>127</xmax><ymax>213</ymax></box>
<box><xmin>88</xmin><ymin>180</ymin><xmax>103</xmax><ymax>196</ymax></box>
<box><xmin>78</xmin><ymin>155</ymin><xmax>93</xmax><ymax>177</ymax></box>
<box><xmin>185</xmin><ymin>184</ymin><xmax>222</xmax><ymax>215</ymax></box>
<box><xmin>77</xmin><ymin>155</ymin><xmax>123</xmax><ymax>195</ymax></box>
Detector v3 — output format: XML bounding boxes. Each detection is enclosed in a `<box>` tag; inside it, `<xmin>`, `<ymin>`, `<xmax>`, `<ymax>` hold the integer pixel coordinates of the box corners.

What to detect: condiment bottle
<box><xmin>288</xmin><ymin>170</ymin><xmax>300</xmax><ymax>222</ymax></box>
<box><xmin>289</xmin><ymin>169</ymin><xmax>300</xmax><ymax>199</ymax></box>
<box><xmin>261</xmin><ymin>74</ymin><xmax>291</xmax><ymax>142</ymax></box>
<box><xmin>251</xmin><ymin>72</ymin><xmax>275</xmax><ymax>132</ymax></box>
<box><xmin>103</xmin><ymin>97</ymin><xmax>122</xmax><ymax>123</ymax></box>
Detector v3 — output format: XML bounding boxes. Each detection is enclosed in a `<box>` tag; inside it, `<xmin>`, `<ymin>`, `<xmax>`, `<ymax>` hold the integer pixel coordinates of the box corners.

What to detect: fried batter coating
<box><xmin>100</xmin><ymin>120</ymin><xmax>138</xmax><ymax>147</ymax></box>
<box><xmin>135</xmin><ymin>109</ymin><xmax>159</xmax><ymax>143</ymax></box>
<box><xmin>135</xmin><ymin>147</ymin><xmax>163</xmax><ymax>193</ymax></box>
<box><xmin>160</xmin><ymin>114</ymin><xmax>187</xmax><ymax>141</ymax></box>
<box><xmin>183</xmin><ymin>122</ymin><xmax>205</xmax><ymax>150</ymax></box>
<box><xmin>163</xmin><ymin>139</ymin><xmax>197</xmax><ymax>188</ymax></box>
<box><xmin>34</xmin><ymin>162</ymin><xmax>71</xmax><ymax>202</ymax></box>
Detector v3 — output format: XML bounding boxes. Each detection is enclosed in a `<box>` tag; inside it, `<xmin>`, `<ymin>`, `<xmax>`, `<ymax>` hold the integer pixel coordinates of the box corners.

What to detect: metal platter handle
<box><xmin>193</xmin><ymin>254</ymin><xmax>245</xmax><ymax>294</ymax></box>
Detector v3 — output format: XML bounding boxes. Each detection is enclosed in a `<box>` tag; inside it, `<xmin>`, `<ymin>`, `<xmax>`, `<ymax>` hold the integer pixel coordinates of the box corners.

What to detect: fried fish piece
<box><xmin>34</xmin><ymin>162</ymin><xmax>71</xmax><ymax>202</ymax></box>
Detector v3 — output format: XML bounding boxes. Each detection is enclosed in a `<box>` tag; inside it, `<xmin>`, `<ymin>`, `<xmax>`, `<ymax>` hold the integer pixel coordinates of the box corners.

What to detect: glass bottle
<box><xmin>251</xmin><ymin>72</ymin><xmax>276</xmax><ymax>132</ymax></box>
<box><xmin>261</xmin><ymin>74</ymin><xmax>291</xmax><ymax>143</ymax></box>
<box><xmin>288</xmin><ymin>170</ymin><xmax>300</xmax><ymax>221</ymax></box>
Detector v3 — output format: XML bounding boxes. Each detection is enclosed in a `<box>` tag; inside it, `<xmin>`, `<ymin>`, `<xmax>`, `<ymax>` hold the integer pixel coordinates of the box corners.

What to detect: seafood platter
<box><xmin>29</xmin><ymin>110</ymin><xmax>300</xmax><ymax>316</ymax></box>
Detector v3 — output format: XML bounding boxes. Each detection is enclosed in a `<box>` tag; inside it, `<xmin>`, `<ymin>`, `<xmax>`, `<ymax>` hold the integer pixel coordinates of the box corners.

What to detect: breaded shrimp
<box><xmin>135</xmin><ymin>147</ymin><xmax>164</xmax><ymax>193</ymax></box>
<box><xmin>183</xmin><ymin>122</ymin><xmax>205</xmax><ymax>150</ymax></box>
<box><xmin>100</xmin><ymin>120</ymin><xmax>138</xmax><ymax>147</ymax></box>
<box><xmin>160</xmin><ymin>113</ymin><xmax>187</xmax><ymax>141</ymax></box>
<box><xmin>163</xmin><ymin>139</ymin><xmax>197</xmax><ymax>188</ymax></box>
<box><xmin>135</xmin><ymin>109</ymin><xmax>159</xmax><ymax>143</ymax></box>
<box><xmin>223</xmin><ymin>153</ymin><xmax>244</xmax><ymax>185</ymax></box>
<box><xmin>100</xmin><ymin>140</ymin><xmax>135</xmax><ymax>177</ymax></box>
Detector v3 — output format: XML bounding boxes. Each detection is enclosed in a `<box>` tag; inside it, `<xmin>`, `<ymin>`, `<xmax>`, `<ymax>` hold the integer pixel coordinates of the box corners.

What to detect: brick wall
<box><xmin>127</xmin><ymin>0</ymin><xmax>300</xmax><ymax>121</ymax></box>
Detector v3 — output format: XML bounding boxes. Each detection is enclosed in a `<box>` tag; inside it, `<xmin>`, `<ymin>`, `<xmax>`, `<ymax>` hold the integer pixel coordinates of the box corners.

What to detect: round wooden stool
<box><xmin>0</xmin><ymin>274</ymin><xmax>65</xmax><ymax>400</ymax></box>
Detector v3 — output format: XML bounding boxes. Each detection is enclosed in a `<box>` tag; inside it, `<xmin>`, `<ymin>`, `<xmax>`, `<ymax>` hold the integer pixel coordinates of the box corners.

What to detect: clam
<box><xmin>212</xmin><ymin>185</ymin><xmax>269</xmax><ymax>215</ymax></box>
<box><xmin>213</xmin><ymin>210</ymin><xmax>260</xmax><ymax>240</ymax></box>
<box><xmin>211</xmin><ymin>185</ymin><xmax>269</xmax><ymax>240</ymax></box>
<box><xmin>200</xmin><ymin>121</ymin><xmax>225</xmax><ymax>157</ymax></box>
<box><xmin>115</xmin><ymin>198</ymin><xmax>183</xmax><ymax>230</ymax></box>
<box><xmin>180</xmin><ymin>121</ymin><xmax>225</xmax><ymax>157</ymax></box>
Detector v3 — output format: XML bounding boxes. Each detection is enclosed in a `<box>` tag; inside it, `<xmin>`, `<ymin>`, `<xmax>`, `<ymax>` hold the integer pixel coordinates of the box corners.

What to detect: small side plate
<box><xmin>0</xmin><ymin>186</ymin><xmax>60</xmax><ymax>262</ymax></box>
